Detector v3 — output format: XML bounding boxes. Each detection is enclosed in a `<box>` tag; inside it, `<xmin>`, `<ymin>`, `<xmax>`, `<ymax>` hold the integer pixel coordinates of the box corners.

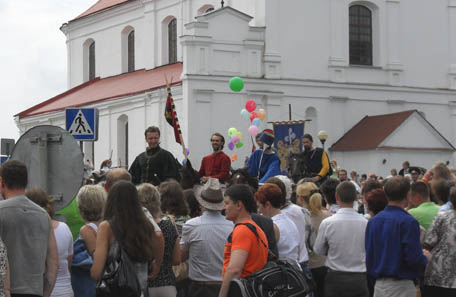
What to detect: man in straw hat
<box><xmin>180</xmin><ymin>178</ymin><xmax>233</xmax><ymax>297</ymax></box>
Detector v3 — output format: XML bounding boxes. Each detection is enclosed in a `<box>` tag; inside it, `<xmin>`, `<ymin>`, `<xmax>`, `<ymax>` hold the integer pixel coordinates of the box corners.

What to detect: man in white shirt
<box><xmin>314</xmin><ymin>181</ymin><xmax>369</xmax><ymax>297</ymax></box>
<box><xmin>181</xmin><ymin>178</ymin><xmax>233</xmax><ymax>297</ymax></box>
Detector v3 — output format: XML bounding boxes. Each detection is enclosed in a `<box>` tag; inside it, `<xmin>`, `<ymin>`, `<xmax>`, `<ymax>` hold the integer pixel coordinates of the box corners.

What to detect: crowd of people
<box><xmin>0</xmin><ymin>126</ymin><xmax>455</xmax><ymax>297</ymax></box>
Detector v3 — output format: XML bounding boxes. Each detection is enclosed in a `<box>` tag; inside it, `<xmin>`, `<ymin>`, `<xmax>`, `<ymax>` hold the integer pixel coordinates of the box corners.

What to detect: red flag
<box><xmin>164</xmin><ymin>88</ymin><xmax>182</xmax><ymax>144</ymax></box>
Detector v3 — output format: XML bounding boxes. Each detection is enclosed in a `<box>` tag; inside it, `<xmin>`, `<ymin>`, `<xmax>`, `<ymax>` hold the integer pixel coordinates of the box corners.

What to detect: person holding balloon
<box><xmin>198</xmin><ymin>133</ymin><xmax>231</xmax><ymax>184</ymax></box>
<box><xmin>247</xmin><ymin>130</ymin><xmax>281</xmax><ymax>184</ymax></box>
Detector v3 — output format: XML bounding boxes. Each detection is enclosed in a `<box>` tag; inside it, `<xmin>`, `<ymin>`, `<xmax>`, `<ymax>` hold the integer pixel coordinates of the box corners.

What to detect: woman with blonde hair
<box><xmin>138</xmin><ymin>183</ymin><xmax>180</xmax><ymax>297</ymax></box>
<box><xmin>296</xmin><ymin>182</ymin><xmax>331</xmax><ymax>297</ymax></box>
<box><xmin>77</xmin><ymin>185</ymin><xmax>107</xmax><ymax>256</ymax></box>
<box><xmin>73</xmin><ymin>185</ymin><xmax>107</xmax><ymax>297</ymax></box>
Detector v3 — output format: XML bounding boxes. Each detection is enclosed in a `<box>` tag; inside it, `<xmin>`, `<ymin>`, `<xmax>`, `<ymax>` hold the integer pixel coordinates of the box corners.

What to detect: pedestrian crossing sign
<box><xmin>65</xmin><ymin>108</ymin><xmax>98</xmax><ymax>141</ymax></box>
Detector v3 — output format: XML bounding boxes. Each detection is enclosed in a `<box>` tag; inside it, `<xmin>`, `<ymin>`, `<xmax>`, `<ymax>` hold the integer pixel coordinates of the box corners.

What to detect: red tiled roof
<box><xmin>330</xmin><ymin>110</ymin><xmax>416</xmax><ymax>151</ymax></box>
<box><xmin>17</xmin><ymin>63</ymin><xmax>182</xmax><ymax>119</ymax></box>
<box><xmin>73</xmin><ymin>0</ymin><xmax>130</xmax><ymax>21</ymax></box>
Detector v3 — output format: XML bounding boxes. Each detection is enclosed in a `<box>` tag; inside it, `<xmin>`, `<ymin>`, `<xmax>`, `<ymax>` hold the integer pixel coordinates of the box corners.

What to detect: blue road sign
<box><xmin>65</xmin><ymin>108</ymin><xmax>98</xmax><ymax>141</ymax></box>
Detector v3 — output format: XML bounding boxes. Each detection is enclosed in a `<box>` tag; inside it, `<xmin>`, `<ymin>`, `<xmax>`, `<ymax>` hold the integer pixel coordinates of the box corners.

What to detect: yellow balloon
<box><xmin>236</xmin><ymin>131</ymin><xmax>243</xmax><ymax>139</ymax></box>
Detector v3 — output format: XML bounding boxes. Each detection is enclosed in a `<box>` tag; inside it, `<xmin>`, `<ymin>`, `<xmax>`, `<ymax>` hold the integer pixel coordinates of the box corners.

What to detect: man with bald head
<box><xmin>104</xmin><ymin>168</ymin><xmax>164</xmax><ymax>278</ymax></box>
<box><xmin>104</xmin><ymin>168</ymin><xmax>133</xmax><ymax>192</ymax></box>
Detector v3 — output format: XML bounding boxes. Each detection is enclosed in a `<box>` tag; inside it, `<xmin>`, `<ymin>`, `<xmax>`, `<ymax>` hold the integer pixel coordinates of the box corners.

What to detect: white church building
<box><xmin>15</xmin><ymin>0</ymin><xmax>456</xmax><ymax>177</ymax></box>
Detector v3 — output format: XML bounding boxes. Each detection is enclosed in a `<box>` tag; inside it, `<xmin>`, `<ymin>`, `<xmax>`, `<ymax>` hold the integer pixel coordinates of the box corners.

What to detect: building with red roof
<box><xmin>15</xmin><ymin>0</ymin><xmax>456</xmax><ymax>176</ymax></box>
<box><xmin>330</xmin><ymin>110</ymin><xmax>455</xmax><ymax>175</ymax></box>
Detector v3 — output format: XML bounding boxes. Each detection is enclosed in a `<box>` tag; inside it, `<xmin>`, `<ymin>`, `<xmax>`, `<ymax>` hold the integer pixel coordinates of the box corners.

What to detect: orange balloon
<box><xmin>258</xmin><ymin>109</ymin><xmax>266</xmax><ymax>121</ymax></box>
<box><xmin>232</xmin><ymin>154</ymin><xmax>238</xmax><ymax>162</ymax></box>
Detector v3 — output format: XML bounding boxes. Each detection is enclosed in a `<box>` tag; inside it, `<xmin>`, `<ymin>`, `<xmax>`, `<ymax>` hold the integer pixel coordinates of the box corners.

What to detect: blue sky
<box><xmin>0</xmin><ymin>0</ymin><xmax>95</xmax><ymax>140</ymax></box>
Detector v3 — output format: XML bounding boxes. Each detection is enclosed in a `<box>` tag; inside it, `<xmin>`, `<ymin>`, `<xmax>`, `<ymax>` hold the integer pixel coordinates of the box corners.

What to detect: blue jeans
<box><xmin>300</xmin><ymin>262</ymin><xmax>316</xmax><ymax>297</ymax></box>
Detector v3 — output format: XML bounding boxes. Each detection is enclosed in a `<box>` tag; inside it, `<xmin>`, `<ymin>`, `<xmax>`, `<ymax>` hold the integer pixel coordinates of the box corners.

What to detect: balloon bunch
<box><xmin>227</xmin><ymin>127</ymin><xmax>243</xmax><ymax>162</ymax></box>
<box><xmin>227</xmin><ymin>127</ymin><xmax>244</xmax><ymax>150</ymax></box>
<box><xmin>228</xmin><ymin>76</ymin><xmax>266</xmax><ymax>161</ymax></box>
<box><xmin>241</xmin><ymin>100</ymin><xmax>266</xmax><ymax>137</ymax></box>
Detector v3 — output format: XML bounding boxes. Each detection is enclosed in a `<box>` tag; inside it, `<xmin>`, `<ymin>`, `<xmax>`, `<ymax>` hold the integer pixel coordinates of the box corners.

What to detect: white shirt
<box><xmin>272</xmin><ymin>213</ymin><xmax>300</xmax><ymax>265</ymax></box>
<box><xmin>180</xmin><ymin>210</ymin><xmax>233</xmax><ymax>282</ymax></box>
<box><xmin>281</xmin><ymin>203</ymin><xmax>311</xmax><ymax>262</ymax></box>
<box><xmin>51</xmin><ymin>222</ymin><xmax>74</xmax><ymax>297</ymax></box>
<box><xmin>314</xmin><ymin>207</ymin><xmax>367</xmax><ymax>272</ymax></box>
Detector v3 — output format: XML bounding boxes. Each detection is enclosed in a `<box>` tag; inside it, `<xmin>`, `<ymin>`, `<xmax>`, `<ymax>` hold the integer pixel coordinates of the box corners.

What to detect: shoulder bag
<box><xmin>228</xmin><ymin>223</ymin><xmax>313</xmax><ymax>297</ymax></box>
<box><xmin>95</xmin><ymin>223</ymin><xmax>142</xmax><ymax>297</ymax></box>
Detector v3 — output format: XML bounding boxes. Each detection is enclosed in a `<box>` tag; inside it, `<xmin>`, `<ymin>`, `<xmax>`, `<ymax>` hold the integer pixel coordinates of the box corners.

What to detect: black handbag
<box><xmin>95</xmin><ymin>226</ymin><xmax>142</xmax><ymax>297</ymax></box>
<box><xmin>228</xmin><ymin>223</ymin><xmax>312</xmax><ymax>297</ymax></box>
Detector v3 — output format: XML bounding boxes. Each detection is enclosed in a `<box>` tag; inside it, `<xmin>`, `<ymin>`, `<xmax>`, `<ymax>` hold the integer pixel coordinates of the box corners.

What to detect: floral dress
<box><xmin>0</xmin><ymin>238</ymin><xmax>7</xmax><ymax>297</ymax></box>
<box><xmin>424</xmin><ymin>210</ymin><xmax>456</xmax><ymax>288</ymax></box>
<box><xmin>148</xmin><ymin>217</ymin><xmax>178</xmax><ymax>288</ymax></box>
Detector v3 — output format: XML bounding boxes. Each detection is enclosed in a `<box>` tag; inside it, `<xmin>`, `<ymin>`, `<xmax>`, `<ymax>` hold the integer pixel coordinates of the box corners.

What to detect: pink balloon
<box><xmin>231</xmin><ymin>135</ymin><xmax>240</xmax><ymax>144</ymax></box>
<box><xmin>248</xmin><ymin>125</ymin><xmax>259</xmax><ymax>137</ymax></box>
<box><xmin>245</xmin><ymin>100</ymin><xmax>257</xmax><ymax>113</ymax></box>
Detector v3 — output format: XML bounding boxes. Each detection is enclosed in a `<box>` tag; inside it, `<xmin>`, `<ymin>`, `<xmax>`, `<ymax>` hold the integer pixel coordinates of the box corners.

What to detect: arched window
<box><xmin>83</xmin><ymin>38</ymin><xmax>95</xmax><ymax>82</ymax></box>
<box><xmin>121</xmin><ymin>26</ymin><xmax>135</xmax><ymax>73</ymax></box>
<box><xmin>128</xmin><ymin>30</ymin><xmax>135</xmax><ymax>72</ymax></box>
<box><xmin>349</xmin><ymin>5</ymin><xmax>372</xmax><ymax>66</ymax></box>
<box><xmin>88</xmin><ymin>41</ymin><xmax>95</xmax><ymax>80</ymax></box>
<box><xmin>117</xmin><ymin>115</ymin><xmax>128</xmax><ymax>168</ymax></box>
<box><xmin>198</xmin><ymin>5</ymin><xmax>215</xmax><ymax>15</ymax></box>
<box><xmin>168</xmin><ymin>19</ymin><xmax>177</xmax><ymax>64</ymax></box>
<box><xmin>305</xmin><ymin>107</ymin><xmax>318</xmax><ymax>138</ymax></box>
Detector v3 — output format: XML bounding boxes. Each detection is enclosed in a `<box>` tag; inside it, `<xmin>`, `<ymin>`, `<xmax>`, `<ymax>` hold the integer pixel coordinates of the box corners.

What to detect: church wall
<box><xmin>64</xmin><ymin>0</ymin><xmax>259</xmax><ymax>88</ymax></box>
<box><xmin>17</xmin><ymin>1</ymin><xmax>456</xmax><ymax>177</ymax></box>
<box><xmin>266</xmin><ymin>0</ymin><xmax>454</xmax><ymax>89</ymax></box>
<box><xmin>182</xmin><ymin>71</ymin><xmax>456</xmax><ymax>173</ymax></box>
<box><xmin>16</xmin><ymin>85</ymin><xmax>186</xmax><ymax>171</ymax></box>
<box><xmin>66</xmin><ymin>1</ymin><xmax>145</xmax><ymax>87</ymax></box>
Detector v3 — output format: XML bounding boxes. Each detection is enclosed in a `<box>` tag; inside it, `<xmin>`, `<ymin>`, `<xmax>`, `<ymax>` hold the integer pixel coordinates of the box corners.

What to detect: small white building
<box><xmin>330</xmin><ymin>110</ymin><xmax>456</xmax><ymax>177</ymax></box>
<box><xmin>15</xmin><ymin>0</ymin><xmax>456</xmax><ymax>174</ymax></box>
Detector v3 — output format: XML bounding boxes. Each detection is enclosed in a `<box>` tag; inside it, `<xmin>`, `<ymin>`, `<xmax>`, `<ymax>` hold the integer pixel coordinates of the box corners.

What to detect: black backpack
<box><xmin>227</xmin><ymin>223</ymin><xmax>312</xmax><ymax>297</ymax></box>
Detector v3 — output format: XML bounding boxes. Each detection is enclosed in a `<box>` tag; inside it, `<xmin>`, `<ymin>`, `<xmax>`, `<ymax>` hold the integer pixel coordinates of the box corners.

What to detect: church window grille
<box><xmin>168</xmin><ymin>19</ymin><xmax>177</xmax><ymax>64</ymax></box>
<box><xmin>88</xmin><ymin>41</ymin><xmax>95</xmax><ymax>80</ymax></box>
<box><xmin>128</xmin><ymin>30</ymin><xmax>135</xmax><ymax>72</ymax></box>
<box><xmin>349</xmin><ymin>5</ymin><xmax>373</xmax><ymax>66</ymax></box>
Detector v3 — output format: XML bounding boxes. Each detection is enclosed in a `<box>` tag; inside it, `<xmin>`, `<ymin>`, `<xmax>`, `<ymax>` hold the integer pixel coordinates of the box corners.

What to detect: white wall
<box><xmin>264</xmin><ymin>0</ymin><xmax>455</xmax><ymax>89</ymax></box>
<box><xmin>16</xmin><ymin>0</ymin><xmax>456</xmax><ymax>176</ymax></box>
<box><xmin>332</xmin><ymin>149</ymin><xmax>453</xmax><ymax>177</ymax></box>
<box><xmin>62</xmin><ymin>0</ymin><xmax>264</xmax><ymax>88</ymax></box>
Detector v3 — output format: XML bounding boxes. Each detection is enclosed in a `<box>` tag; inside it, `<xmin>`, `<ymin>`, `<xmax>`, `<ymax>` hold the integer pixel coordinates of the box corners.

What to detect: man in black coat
<box><xmin>129</xmin><ymin>126</ymin><xmax>180</xmax><ymax>185</ymax></box>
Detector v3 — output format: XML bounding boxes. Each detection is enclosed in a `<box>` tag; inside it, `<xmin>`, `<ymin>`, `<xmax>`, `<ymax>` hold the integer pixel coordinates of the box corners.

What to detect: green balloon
<box><xmin>228</xmin><ymin>127</ymin><xmax>238</xmax><ymax>137</ymax></box>
<box><xmin>229</xmin><ymin>77</ymin><xmax>244</xmax><ymax>92</ymax></box>
<box><xmin>236</xmin><ymin>142</ymin><xmax>243</xmax><ymax>148</ymax></box>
